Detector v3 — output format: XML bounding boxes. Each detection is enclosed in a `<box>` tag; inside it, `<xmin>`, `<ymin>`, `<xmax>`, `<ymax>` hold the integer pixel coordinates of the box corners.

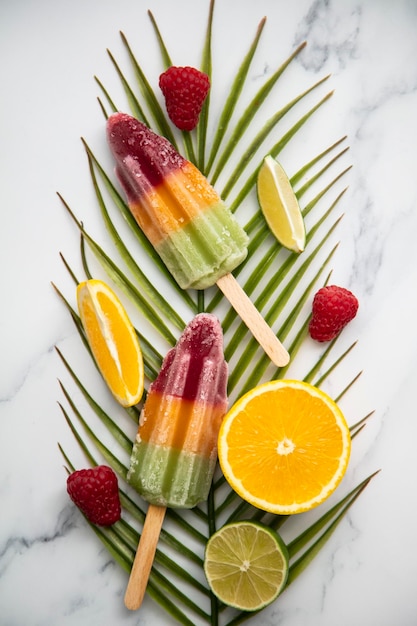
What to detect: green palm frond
<box><xmin>55</xmin><ymin>2</ymin><xmax>378</xmax><ymax>624</ymax></box>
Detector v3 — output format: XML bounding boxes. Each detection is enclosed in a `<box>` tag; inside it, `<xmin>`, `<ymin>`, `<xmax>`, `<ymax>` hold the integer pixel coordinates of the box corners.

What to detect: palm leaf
<box><xmin>55</xmin><ymin>2</ymin><xmax>378</xmax><ymax>624</ymax></box>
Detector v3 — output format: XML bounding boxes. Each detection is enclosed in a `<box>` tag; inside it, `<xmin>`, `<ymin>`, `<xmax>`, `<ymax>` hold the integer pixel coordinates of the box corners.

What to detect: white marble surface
<box><xmin>1</xmin><ymin>0</ymin><xmax>417</xmax><ymax>624</ymax></box>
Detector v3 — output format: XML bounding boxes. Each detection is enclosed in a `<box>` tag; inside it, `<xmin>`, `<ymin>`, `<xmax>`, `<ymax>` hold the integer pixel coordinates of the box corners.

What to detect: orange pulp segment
<box><xmin>77</xmin><ymin>279</ymin><xmax>144</xmax><ymax>407</ymax></box>
<box><xmin>218</xmin><ymin>380</ymin><xmax>351</xmax><ymax>514</ymax></box>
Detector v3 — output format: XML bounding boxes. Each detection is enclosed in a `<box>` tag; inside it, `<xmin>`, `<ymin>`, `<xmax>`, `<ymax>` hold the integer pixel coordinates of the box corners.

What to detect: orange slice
<box><xmin>77</xmin><ymin>279</ymin><xmax>144</xmax><ymax>407</ymax></box>
<box><xmin>218</xmin><ymin>380</ymin><xmax>351</xmax><ymax>514</ymax></box>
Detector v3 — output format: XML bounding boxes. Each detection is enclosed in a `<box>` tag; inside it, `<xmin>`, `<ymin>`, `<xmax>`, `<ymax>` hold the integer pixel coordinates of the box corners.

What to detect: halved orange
<box><xmin>218</xmin><ymin>380</ymin><xmax>351</xmax><ymax>514</ymax></box>
<box><xmin>77</xmin><ymin>279</ymin><xmax>144</xmax><ymax>407</ymax></box>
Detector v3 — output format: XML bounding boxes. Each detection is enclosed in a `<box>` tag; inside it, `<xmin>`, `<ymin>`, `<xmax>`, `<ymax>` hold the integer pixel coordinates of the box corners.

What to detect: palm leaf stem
<box><xmin>220</xmin><ymin>78</ymin><xmax>331</xmax><ymax>200</ymax></box>
<box><xmin>197</xmin><ymin>289</ymin><xmax>206</xmax><ymax>314</ymax></box>
<box><xmin>182</xmin><ymin>131</ymin><xmax>198</xmax><ymax>166</ymax></box>
<box><xmin>228</xmin><ymin>90</ymin><xmax>333</xmax><ymax>214</ymax></box>
<box><xmin>209</xmin><ymin>595</ymin><xmax>219</xmax><ymax>626</ymax></box>
<box><xmin>205</xmin><ymin>16</ymin><xmax>267</xmax><ymax>175</ymax></box>
<box><xmin>84</xmin><ymin>149</ymin><xmax>187</xmax><ymax>331</ymax></box>
<box><xmin>207</xmin><ymin>484</ymin><xmax>217</xmax><ymax>536</ymax></box>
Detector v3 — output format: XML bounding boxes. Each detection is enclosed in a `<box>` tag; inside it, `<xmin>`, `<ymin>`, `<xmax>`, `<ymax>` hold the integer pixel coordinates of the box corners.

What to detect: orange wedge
<box><xmin>218</xmin><ymin>380</ymin><xmax>351</xmax><ymax>514</ymax></box>
<box><xmin>77</xmin><ymin>279</ymin><xmax>144</xmax><ymax>407</ymax></box>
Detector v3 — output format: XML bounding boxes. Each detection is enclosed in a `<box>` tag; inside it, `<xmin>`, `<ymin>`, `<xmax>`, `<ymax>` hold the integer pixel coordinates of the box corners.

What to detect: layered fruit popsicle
<box><xmin>106</xmin><ymin>112</ymin><xmax>249</xmax><ymax>290</ymax></box>
<box><xmin>127</xmin><ymin>313</ymin><xmax>228</xmax><ymax>508</ymax></box>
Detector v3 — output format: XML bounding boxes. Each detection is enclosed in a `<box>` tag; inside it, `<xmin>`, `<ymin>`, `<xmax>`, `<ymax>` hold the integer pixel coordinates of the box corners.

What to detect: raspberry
<box><xmin>67</xmin><ymin>465</ymin><xmax>121</xmax><ymax>526</ymax></box>
<box><xmin>159</xmin><ymin>66</ymin><xmax>210</xmax><ymax>131</ymax></box>
<box><xmin>309</xmin><ymin>285</ymin><xmax>359</xmax><ymax>342</ymax></box>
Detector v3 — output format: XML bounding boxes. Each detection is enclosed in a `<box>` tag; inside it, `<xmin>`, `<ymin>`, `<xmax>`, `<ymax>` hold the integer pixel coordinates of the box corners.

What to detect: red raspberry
<box><xmin>309</xmin><ymin>285</ymin><xmax>359</xmax><ymax>342</ymax></box>
<box><xmin>67</xmin><ymin>465</ymin><xmax>121</xmax><ymax>526</ymax></box>
<box><xmin>159</xmin><ymin>66</ymin><xmax>210</xmax><ymax>131</ymax></box>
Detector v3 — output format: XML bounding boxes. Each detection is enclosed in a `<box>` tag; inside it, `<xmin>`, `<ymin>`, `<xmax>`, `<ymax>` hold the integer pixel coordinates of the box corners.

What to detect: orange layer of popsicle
<box><xmin>107</xmin><ymin>113</ymin><xmax>248</xmax><ymax>289</ymax></box>
<box><xmin>127</xmin><ymin>313</ymin><xmax>228</xmax><ymax>508</ymax></box>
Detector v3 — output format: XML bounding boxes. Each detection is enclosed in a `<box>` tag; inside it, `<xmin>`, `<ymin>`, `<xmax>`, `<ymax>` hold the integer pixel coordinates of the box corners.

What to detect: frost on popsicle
<box><xmin>127</xmin><ymin>313</ymin><xmax>228</xmax><ymax>508</ymax></box>
<box><xmin>106</xmin><ymin>113</ymin><xmax>248</xmax><ymax>290</ymax></box>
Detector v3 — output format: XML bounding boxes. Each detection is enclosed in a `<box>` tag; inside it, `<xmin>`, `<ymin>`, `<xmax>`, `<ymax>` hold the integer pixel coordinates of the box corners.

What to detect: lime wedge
<box><xmin>257</xmin><ymin>155</ymin><xmax>305</xmax><ymax>252</ymax></box>
<box><xmin>204</xmin><ymin>521</ymin><xmax>289</xmax><ymax>611</ymax></box>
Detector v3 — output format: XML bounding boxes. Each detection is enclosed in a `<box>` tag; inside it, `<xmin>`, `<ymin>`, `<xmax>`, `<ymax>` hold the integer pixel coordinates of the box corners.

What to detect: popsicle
<box><xmin>106</xmin><ymin>113</ymin><xmax>289</xmax><ymax>367</ymax></box>
<box><xmin>124</xmin><ymin>313</ymin><xmax>228</xmax><ymax>610</ymax></box>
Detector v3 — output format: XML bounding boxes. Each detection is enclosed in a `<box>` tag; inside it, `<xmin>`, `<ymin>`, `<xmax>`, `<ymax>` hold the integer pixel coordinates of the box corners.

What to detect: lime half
<box><xmin>204</xmin><ymin>521</ymin><xmax>289</xmax><ymax>611</ymax></box>
<box><xmin>257</xmin><ymin>155</ymin><xmax>305</xmax><ymax>252</ymax></box>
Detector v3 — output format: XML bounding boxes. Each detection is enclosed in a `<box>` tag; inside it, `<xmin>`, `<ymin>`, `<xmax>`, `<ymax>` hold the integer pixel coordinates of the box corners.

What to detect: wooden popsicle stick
<box><xmin>124</xmin><ymin>504</ymin><xmax>166</xmax><ymax>611</ymax></box>
<box><xmin>216</xmin><ymin>272</ymin><xmax>290</xmax><ymax>367</ymax></box>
